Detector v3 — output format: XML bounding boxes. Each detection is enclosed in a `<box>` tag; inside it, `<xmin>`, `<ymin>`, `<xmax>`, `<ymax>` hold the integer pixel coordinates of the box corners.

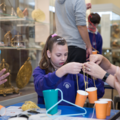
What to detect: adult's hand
<box><xmin>0</xmin><ymin>68</ymin><xmax>10</xmax><ymax>85</ymax></box>
<box><xmin>86</xmin><ymin>3</ymin><xmax>92</xmax><ymax>9</ymax></box>
<box><xmin>84</xmin><ymin>62</ymin><xmax>106</xmax><ymax>79</ymax></box>
<box><xmin>89</xmin><ymin>54</ymin><xmax>103</xmax><ymax>65</ymax></box>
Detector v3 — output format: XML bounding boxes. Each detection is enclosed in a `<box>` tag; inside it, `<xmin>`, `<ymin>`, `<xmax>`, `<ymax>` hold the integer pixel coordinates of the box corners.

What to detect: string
<box><xmin>83</xmin><ymin>65</ymin><xmax>87</xmax><ymax>92</ymax></box>
<box><xmin>76</xmin><ymin>74</ymin><xmax>79</xmax><ymax>90</ymax></box>
<box><xmin>92</xmin><ymin>77</ymin><xmax>96</xmax><ymax>88</ymax></box>
<box><xmin>91</xmin><ymin>104</ymin><xmax>95</xmax><ymax>119</ymax></box>
<box><xmin>92</xmin><ymin>47</ymin><xmax>99</xmax><ymax>53</ymax></box>
<box><xmin>112</xmin><ymin>100</ymin><xmax>118</xmax><ymax>115</ymax></box>
<box><xmin>86</xmin><ymin>73</ymin><xmax>88</xmax><ymax>88</ymax></box>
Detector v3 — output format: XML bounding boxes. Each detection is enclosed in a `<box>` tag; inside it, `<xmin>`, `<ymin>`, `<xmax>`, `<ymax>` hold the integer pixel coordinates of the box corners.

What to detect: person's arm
<box><xmin>77</xmin><ymin>26</ymin><xmax>92</xmax><ymax>58</ymax></box>
<box><xmin>56</xmin><ymin>62</ymin><xmax>83</xmax><ymax>77</ymax></box>
<box><xmin>89</xmin><ymin>54</ymin><xmax>111</xmax><ymax>70</ymax></box>
<box><xmin>74</xmin><ymin>0</ymin><xmax>92</xmax><ymax>58</ymax></box>
<box><xmin>84</xmin><ymin>62</ymin><xmax>117</xmax><ymax>88</ymax></box>
<box><xmin>89</xmin><ymin>54</ymin><xmax>117</xmax><ymax>75</ymax></box>
<box><xmin>33</xmin><ymin>67</ymin><xmax>60</xmax><ymax>96</ymax></box>
<box><xmin>0</xmin><ymin>68</ymin><xmax>9</xmax><ymax>85</ymax></box>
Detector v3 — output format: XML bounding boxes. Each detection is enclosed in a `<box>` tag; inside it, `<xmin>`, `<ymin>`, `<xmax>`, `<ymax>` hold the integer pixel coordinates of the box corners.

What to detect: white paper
<box><xmin>6</xmin><ymin>106</ymin><xmax>23</xmax><ymax>116</ymax></box>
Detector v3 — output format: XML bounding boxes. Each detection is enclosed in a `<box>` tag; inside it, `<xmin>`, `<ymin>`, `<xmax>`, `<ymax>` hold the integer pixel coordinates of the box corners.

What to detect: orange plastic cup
<box><xmin>0</xmin><ymin>105</ymin><xmax>6</xmax><ymax>116</ymax></box>
<box><xmin>75</xmin><ymin>90</ymin><xmax>88</xmax><ymax>107</ymax></box>
<box><xmin>92</xmin><ymin>51</ymin><xmax>97</xmax><ymax>54</ymax></box>
<box><xmin>99</xmin><ymin>98</ymin><xmax>112</xmax><ymax>116</ymax></box>
<box><xmin>95</xmin><ymin>101</ymin><xmax>108</xmax><ymax>119</ymax></box>
<box><xmin>86</xmin><ymin>87</ymin><xmax>97</xmax><ymax>104</ymax></box>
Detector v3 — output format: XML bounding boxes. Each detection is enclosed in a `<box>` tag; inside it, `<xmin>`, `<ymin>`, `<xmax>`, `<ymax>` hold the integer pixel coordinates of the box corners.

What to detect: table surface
<box><xmin>1</xmin><ymin>103</ymin><xmax>119</xmax><ymax>120</ymax></box>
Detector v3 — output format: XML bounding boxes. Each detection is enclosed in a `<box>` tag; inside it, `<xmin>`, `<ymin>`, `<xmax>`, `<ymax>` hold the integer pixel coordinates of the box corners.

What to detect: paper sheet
<box><xmin>6</xmin><ymin>106</ymin><xmax>22</xmax><ymax>116</ymax></box>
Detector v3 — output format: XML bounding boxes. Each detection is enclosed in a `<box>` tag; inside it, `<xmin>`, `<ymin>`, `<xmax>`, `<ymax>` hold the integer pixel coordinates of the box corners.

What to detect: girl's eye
<box><xmin>56</xmin><ymin>55</ymin><xmax>61</xmax><ymax>57</ymax></box>
<box><xmin>65</xmin><ymin>53</ymin><xmax>68</xmax><ymax>56</ymax></box>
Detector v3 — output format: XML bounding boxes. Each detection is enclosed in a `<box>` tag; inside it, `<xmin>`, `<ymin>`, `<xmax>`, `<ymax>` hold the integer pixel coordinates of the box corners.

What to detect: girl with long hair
<box><xmin>33</xmin><ymin>34</ymin><xmax>104</xmax><ymax>105</ymax></box>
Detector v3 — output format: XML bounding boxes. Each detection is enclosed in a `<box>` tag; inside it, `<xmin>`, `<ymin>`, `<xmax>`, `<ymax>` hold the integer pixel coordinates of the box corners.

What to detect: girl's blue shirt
<box><xmin>33</xmin><ymin>66</ymin><xmax>104</xmax><ymax>105</ymax></box>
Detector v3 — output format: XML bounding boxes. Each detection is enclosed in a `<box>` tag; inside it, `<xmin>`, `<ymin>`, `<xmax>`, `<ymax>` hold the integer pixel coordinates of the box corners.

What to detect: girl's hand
<box><xmin>56</xmin><ymin>62</ymin><xmax>83</xmax><ymax>78</ymax></box>
<box><xmin>64</xmin><ymin>62</ymin><xmax>83</xmax><ymax>74</ymax></box>
<box><xmin>89</xmin><ymin>54</ymin><xmax>103</xmax><ymax>65</ymax></box>
<box><xmin>84</xmin><ymin>62</ymin><xmax>106</xmax><ymax>79</ymax></box>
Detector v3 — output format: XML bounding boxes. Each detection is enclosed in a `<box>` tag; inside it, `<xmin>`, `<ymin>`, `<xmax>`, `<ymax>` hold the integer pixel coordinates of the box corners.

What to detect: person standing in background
<box><xmin>55</xmin><ymin>0</ymin><xmax>92</xmax><ymax>63</ymax></box>
<box><xmin>88</xmin><ymin>13</ymin><xmax>103</xmax><ymax>54</ymax></box>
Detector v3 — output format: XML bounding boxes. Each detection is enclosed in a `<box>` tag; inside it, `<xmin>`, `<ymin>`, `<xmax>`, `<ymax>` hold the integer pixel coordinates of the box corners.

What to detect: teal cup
<box><xmin>43</xmin><ymin>89</ymin><xmax>58</xmax><ymax>115</ymax></box>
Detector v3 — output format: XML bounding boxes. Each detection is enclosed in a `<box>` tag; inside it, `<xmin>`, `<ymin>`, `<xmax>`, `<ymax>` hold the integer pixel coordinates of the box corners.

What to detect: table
<box><xmin>1</xmin><ymin>103</ymin><xmax>119</xmax><ymax>120</ymax></box>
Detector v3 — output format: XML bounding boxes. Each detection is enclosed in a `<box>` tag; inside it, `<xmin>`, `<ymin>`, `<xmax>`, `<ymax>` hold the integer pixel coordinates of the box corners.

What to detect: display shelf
<box><xmin>0</xmin><ymin>13</ymin><xmax>49</xmax><ymax>24</ymax></box>
<box><xmin>0</xmin><ymin>46</ymin><xmax>43</xmax><ymax>50</ymax></box>
<box><xmin>112</xmin><ymin>48</ymin><xmax>120</xmax><ymax>52</ymax></box>
<box><xmin>102</xmin><ymin>48</ymin><xmax>112</xmax><ymax>50</ymax></box>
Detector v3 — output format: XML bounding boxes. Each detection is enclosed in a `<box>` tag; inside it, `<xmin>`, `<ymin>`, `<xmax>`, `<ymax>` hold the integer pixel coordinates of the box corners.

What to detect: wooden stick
<box><xmin>76</xmin><ymin>75</ymin><xmax>79</xmax><ymax>90</ymax></box>
<box><xmin>92</xmin><ymin>47</ymin><xmax>99</xmax><ymax>53</ymax></box>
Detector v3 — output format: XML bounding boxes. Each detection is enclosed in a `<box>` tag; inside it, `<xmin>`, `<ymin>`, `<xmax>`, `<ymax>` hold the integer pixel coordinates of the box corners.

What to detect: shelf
<box><xmin>0</xmin><ymin>46</ymin><xmax>43</xmax><ymax>50</ymax></box>
<box><xmin>112</xmin><ymin>48</ymin><xmax>120</xmax><ymax>52</ymax></box>
<box><xmin>0</xmin><ymin>16</ymin><xmax>28</xmax><ymax>21</ymax></box>
<box><xmin>102</xmin><ymin>48</ymin><xmax>112</xmax><ymax>50</ymax></box>
<box><xmin>0</xmin><ymin>13</ymin><xmax>49</xmax><ymax>24</ymax></box>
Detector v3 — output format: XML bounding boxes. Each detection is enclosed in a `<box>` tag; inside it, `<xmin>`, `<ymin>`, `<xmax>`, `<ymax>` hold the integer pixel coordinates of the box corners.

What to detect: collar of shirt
<box><xmin>88</xmin><ymin>28</ymin><xmax>98</xmax><ymax>35</ymax></box>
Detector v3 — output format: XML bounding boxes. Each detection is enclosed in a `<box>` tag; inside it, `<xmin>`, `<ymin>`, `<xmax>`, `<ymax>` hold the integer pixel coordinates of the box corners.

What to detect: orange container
<box><xmin>86</xmin><ymin>87</ymin><xmax>97</xmax><ymax>104</ymax></box>
<box><xmin>75</xmin><ymin>90</ymin><xmax>88</xmax><ymax>107</ymax></box>
<box><xmin>0</xmin><ymin>105</ymin><xmax>6</xmax><ymax>116</ymax></box>
<box><xmin>95</xmin><ymin>101</ymin><xmax>108</xmax><ymax>119</ymax></box>
<box><xmin>92</xmin><ymin>51</ymin><xmax>97</xmax><ymax>54</ymax></box>
<box><xmin>99</xmin><ymin>98</ymin><xmax>112</xmax><ymax>116</ymax></box>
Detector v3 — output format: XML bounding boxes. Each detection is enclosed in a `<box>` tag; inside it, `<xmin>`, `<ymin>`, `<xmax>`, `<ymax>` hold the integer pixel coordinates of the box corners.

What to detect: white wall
<box><xmin>35</xmin><ymin>0</ymin><xmax>50</xmax><ymax>42</ymax></box>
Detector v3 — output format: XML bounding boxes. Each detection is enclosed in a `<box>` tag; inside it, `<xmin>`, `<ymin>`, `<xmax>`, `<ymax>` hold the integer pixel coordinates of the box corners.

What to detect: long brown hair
<box><xmin>40</xmin><ymin>34</ymin><xmax>67</xmax><ymax>74</ymax></box>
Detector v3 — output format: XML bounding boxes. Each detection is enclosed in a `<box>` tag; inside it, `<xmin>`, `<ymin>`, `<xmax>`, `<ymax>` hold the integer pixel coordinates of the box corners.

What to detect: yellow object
<box><xmin>17</xmin><ymin>7</ymin><xmax>24</xmax><ymax>18</ymax></box>
<box><xmin>3</xmin><ymin>31</ymin><xmax>12</xmax><ymax>46</ymax></box>
<box><xmin>16</xmin><ymin>57</ymin><xmax>32</xmax><ymax>89</ymax></box>
<box><xmin>32</xmin><ymin>9</ymin><xmax>45</xmax><ymax>22</ymax></box>
<box><xmin>21</xmin><ymin>101</ymin><xmax>40</xmax><ymax>111</ymax></box>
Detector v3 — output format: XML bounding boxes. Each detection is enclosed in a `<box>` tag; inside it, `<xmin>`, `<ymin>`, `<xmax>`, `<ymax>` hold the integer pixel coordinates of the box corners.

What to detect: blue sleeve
<box><xmin>97</xmin><ymin>34</ymin><xmax>103</xmax><ymax>54</ymax></box>
<box><xmin>32</xmin><ymin>67</ymin><xmax>60</xmax><ymax>96</ymax></box>
<box><xmin>88</xmin><ymin>77</ymin><xmax>105</xmax><ymax>99</ymax></box>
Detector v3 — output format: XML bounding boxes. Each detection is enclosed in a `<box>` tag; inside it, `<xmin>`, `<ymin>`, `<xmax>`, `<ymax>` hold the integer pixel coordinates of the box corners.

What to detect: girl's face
<box><xmin>47</xmin><ymin>43</ymin><xmax>68</xmax><ymax>69</ymax></box>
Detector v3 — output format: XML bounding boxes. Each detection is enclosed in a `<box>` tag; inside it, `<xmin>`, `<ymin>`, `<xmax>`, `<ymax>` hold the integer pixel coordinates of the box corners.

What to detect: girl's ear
<box><xmin>47</xmin><ymin>50</ymin><xmax>51</xmax><ymax>58</ymax></box>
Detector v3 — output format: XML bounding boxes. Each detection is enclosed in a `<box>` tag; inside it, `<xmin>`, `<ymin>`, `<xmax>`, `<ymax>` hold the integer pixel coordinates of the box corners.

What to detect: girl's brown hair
<box><xmin>39</xmin><ymin>34</ymin><xmax>67</xmax><ymax>74</ymax></box>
